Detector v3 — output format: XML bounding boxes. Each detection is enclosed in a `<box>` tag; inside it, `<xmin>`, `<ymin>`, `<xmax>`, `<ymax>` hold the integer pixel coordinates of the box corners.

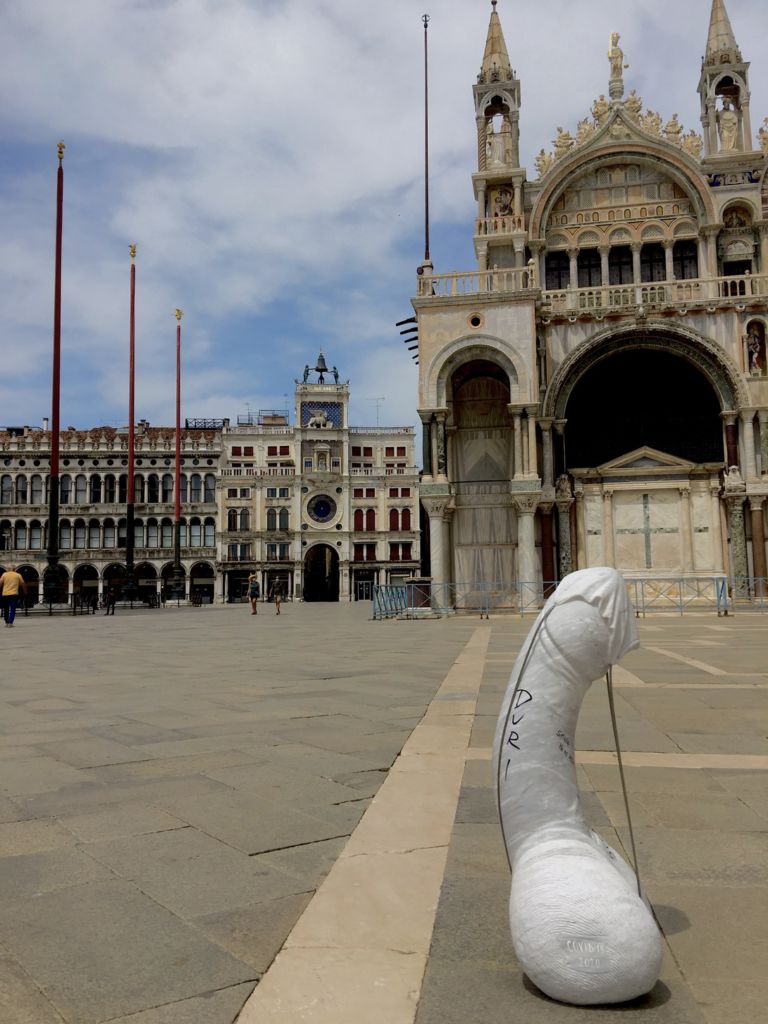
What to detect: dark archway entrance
<box><xmin>303</xmin><ymin>545</ymin><xmax>339</xmax><ymax>602</ymax></box>
<box><xmin>190</xmin><ymin>561</ymin><xmax>215</xmax><ymax>605</ymax></box>
<box><xmin>73</xmin><ymin>564</ymin><xmax>99</xmax><ymax>611</ymax></box>
<box><xmin>135</xmin><ymin>562</ymin><xmax>159</xmax><ymax>606</ymax></box>
<box><xmin>564</xmin><ymin>349</ymin><xmax>723</xmax><ymax>469</ymax></box>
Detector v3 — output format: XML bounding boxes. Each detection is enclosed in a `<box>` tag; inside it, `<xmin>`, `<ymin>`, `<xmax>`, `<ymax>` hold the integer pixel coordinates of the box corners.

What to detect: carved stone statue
<box><xmin>535</xmin><ymin>149</ymin><xmax>554</xmax><ymax>177</ymax></box>
<box><xmin>486</xmin><ymin>116</ymin><xmax>507</xmax><ymax>166</ymax></box>
<box><xmin>724</xmin><ymin>464</ymin><xmax>745</xmax><ymax>491</ymax></box>
<box><xmin>555</xmin><ymin>474</ymin><xmax>573</xmax><ymax>502</ymax></box>
<box><xmin>681</xmin><ymin>130</ymin><xmax>703</xmax><ymax>160</ymax></box>
<box><xmin>553</xmin><ymin>127</ymin><xmax>574</xmax><ymax>160</ymax></box>
<box><xmin>576</xmin><ymin>118</ymin><xmax>595</xmax><ymax>145</ymax></box>
<box><xmin>624</xmin><ymin>90</ymin><xmax>642</xmax><ymax>122</ymax></box>
<box><xmin>759</xmin><ymin>118</ymin><xmax>768</xmax><ymax>156</ymax></box>
<box><xmin>592</xmin><ymin>95</ymin><xmax>610</xmax><ymax>128</ymax></box>
<box><xmin>307</xmin><ymin>410</ymin><xmax>329</xmax><ymax>428</ymax></box>
<box><xmin>494</xmin><ymin>188</ymin><xmax>513</xmax><ymax>216</ymax></box>
<box><xmin>664</xmin><ymin>113</ymin><xmax>683</xmax><ymax>146</ymax></box>
<box><xmin>608</xmin><ymin>32</ymin><xmax>625</xmax><ymax>79</ymax></box>
<box><xmin>641</xmin><ymin>109</ymin><xmax>662</xmax><ymax>136</ymax></box>
<box><xmin>302</xmin><ymin>365</ymin><xmax>310</xmax><ymax>383</ymax></box>
<box><xmin>717</xmin><ymin>97</ymin><xmax>739</xmax><ymax>151</ymax></box>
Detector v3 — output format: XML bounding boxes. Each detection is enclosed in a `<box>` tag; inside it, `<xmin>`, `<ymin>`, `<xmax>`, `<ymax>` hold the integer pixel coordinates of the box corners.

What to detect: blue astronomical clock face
<box><xmin>301</xmin><ymin>402</ymin><xmax>342</xmax><ymax>427</ymax></box>
<box><xmin>307</xmin><ymin>494</ymin><xmax>337</xmax><ymax>523</ymax></box>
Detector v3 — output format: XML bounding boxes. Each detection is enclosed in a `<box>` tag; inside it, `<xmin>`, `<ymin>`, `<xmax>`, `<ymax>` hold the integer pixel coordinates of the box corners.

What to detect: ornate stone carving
<box><xmin>759</xmin><ymin>118</ymin><xmax>768</xmax><ymax>156</ymax></box>
<box><xmin>663</xmin><ymin>113</ymin><xmax>682</xmax><ymax>146</ymax></box>
<box><xmin>512</xmin><ymin>493</ymin><xmax>540</xmax><ymax>515</ymax></box>
<box><xmin>576</xmin><ymin>118</ymin><xmax>595</xmax><ymax>145</ymax></box>
<box><xmin>640</xmin><ymin>109</ymin><xmax>662</xmax><ymax>136</ymax></box>
<box><xmin>592</xmin><ymin>95</ymin><xmax>610</xmax><ymax>127</ymax></box>
<box><xmin>624</xmin><ymin>90</ymin><xmax>643</xmax><ymax>122</ymax></box>
<box><xmin>555</xmin><ymin>474</ymin><xmax>573</xmax><ymax>504</ymax></box>
<box><xmin>553</xmin><ymin>127</ymin><xmax>575</xmax><ymax>160</ymax></box>
<box><xmin>535</xmin><ymin>148</ymin><xmax>554</xmax><ymax>178</ymax></box>
<box><xmin>724</xmin><ymin>464</ymin><xmax>745</xmax><ymax>492</ymax></box>
<box><xmin>607</xmin><ymin>32</ymin><xmax>627</xmax><ymax>100</ymax></box>
<box><xmin>717</xmin><ymin>97</ymin><xmax>738</xmax><ymax>152</ymax></box>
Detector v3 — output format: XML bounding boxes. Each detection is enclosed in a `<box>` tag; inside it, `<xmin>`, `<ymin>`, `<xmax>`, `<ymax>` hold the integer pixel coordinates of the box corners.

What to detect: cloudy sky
<box><xmin>2</xmin><ymin>0</ymin><xmax>767</xmax><ymax>433</ymax></box>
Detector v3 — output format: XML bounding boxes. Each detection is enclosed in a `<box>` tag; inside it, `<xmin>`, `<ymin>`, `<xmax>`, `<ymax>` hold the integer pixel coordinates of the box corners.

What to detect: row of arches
<box><xmin>0</xmin><ymin>473</ymin><xmax>217</xmax><ymax>506</ymax></box>
<box><xmin>545</xmin><ymin>240</ymin><xmax>698</xmax><ymax>290</ymax></box>
<box><xmin>0</xmin><ymin>517</ymin><xmax>216</xmax><ymax>552</ymax></box>
<box><xmin>225</xmin><ymin>508</ymin><xmax>291</xmax><ymax>532</ymax></box>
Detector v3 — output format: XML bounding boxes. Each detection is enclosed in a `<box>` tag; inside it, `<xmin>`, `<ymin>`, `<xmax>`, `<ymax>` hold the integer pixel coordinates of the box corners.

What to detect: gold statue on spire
<box><xmin>129</xmin><ymin>244</ymin><xmax>137</xmax><ymax>261</ymax></box>
<box><xmin>57</xmin><ymin>141</ymin><xmax>65</xmax><ymax>162</ymax></box>
<box><xmin>175</xmin><ymin>308</ymin><xmax>183</xmax><ymax>321</ymax></box>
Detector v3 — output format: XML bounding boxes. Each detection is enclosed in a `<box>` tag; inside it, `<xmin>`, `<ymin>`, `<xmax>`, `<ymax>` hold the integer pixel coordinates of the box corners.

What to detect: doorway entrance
<box><xmin>303</xmin><ymin>545</ymin><xmax>340</xmax><ymax>602</ymax></box>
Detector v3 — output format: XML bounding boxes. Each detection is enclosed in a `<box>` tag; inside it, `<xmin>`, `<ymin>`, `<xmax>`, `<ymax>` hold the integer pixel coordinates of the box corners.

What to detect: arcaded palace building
<box><xmin>0</xmin><ymin>358</ymin><xmax>419</xmax><ymax>603</ymax></box>
<box><xmin>415</xmin><ymin>0</ymin><xmax>768</xmax><ymax>597</ymax></box>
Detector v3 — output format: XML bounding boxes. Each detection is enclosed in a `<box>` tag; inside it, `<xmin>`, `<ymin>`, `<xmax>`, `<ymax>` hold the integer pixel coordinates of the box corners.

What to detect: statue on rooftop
<box><xmin>302</xmin><ymin>365</ymin><xmax>310</xmax><ymax>383</ymax></box>
<box><xmin>536</xmin><ymin>149</ymin><xmax>554</xmax><ymax>177</ymax></box>
<box><xmin>664</xmin><ymin>114</ymin><xmax>683</xmax><ymax>146</ymax></box>
<box><xmin>624</xmin><ymin>90</ymin><xmax>642</xmax><ymax>122</ymax></box>
<box><xmin>717</xmin><ymin>97</ymin><xmax>739</xmax><ymax>152</ymax></box>
<box><xmin>592</xmin><ymin>95</ymin><xmax>610</xmax><ymax>128</ymax></box>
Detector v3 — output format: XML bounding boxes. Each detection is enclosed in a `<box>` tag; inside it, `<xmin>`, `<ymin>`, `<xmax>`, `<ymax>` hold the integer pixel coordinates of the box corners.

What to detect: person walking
<box><xmin>0</xmin><ymin>565</ymin><xmax>27</xmax><ymax>627</ymax></box>
<box><xmin>104</xmin><ymin>583</ymin><xmax>117</xmax><ymax>616</ymax></box>
<box><xmin>269</xmin><ymin>579</ymin><xmax>283</xmax><ymax>615</ymax></box>
<box><xmin>247</xmin><ymin>572</ymin><xmax>260</xmax><ymax>615</ymax></box>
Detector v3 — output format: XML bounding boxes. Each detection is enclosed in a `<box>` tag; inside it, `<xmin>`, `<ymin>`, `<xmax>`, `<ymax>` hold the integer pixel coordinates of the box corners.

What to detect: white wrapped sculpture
<box><xmin>492</xmin><ymin>567</ymin><xmax>662</xmax><ymax>1004</ymax></box>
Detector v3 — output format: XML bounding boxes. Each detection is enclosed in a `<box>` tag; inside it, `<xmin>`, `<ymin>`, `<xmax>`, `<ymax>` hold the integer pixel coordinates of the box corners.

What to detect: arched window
<box><xmin>147</xmin><ymin>474</ymin><xmax>160</xmax><ymax>503</ymax></box>
<box><xmin>354</xmin><ymin>508</ymin><xmax>364</xmax><ymax>531</ymax></box>
<box><xmin>162</xmin><ymin>473</ymin><xmax>174</xmax><ymax>502</ymax></box>
<box><xmin>267</xmin><ymin>508</ymin><xmax>277</xmax><ymax>531</ymax></box>
<box><xmin>204</xmin><ymin>518</ymin><xmax>215</xmax><ymax>546</ymax></box>
<box><xmin>134</xmin><ymin>519</ymin><xmax>144</xmax><ymax>546</ymax></box>
<box><xmin>30</xmin><ymin>474</ymin><xmax>44</xmax><ymax>504</ymax></box>
<box><xmin>228</xmin><ymin>509</ymin><xmax>238</xmax><ymax>531</ymax></box>
<box><xmin>75</xmin><ymin>474</ymin><xmax>87</xmax><ymax>503</ymax></box>
<box><xmin>278</xmin><ymin>508</ymin><xmax>289</xmax><ymax>531</ymax></box>
<box><xmin>60</xmin><ymin>474</ymin><xmax>72</xmax><ymax>503</ymax></box>
<box><xmin>60</xmin><ymin>519</ymin><xmax>72</xmax><ymax>549</ymax></box>
<box><xmin>15</xmin><ymin>521</ymin><xmax>27</xmax><ymax>548</ymax></box>
<box><xmin>161</xmin><ymin>518</ymin><xmax>173</xmax><ymax>546</ymax></box>
<box><xmin>179</xmin><ymin>519</ymin><xmax>188</xmax><ymax>546</ymax></box>
<box><xmin>545</xmin><ymin>252</ymin><xmax>569</xmax><ymax>290</ymax></box>
<box><xmin>89</xmin><ymin>475</ymin><xmax>102</xmax><ymax>503</ymax></box>
<box><xmin>190</xmin><ymin>518</ymin><xmax>202</xmax><ymax>546</ymax></box>
<box><xmin>74</xmin><ymin>519</ymin><xmax>87</xmax><ymax>548</ymax></box>
<box><xmin>673</xmin><ymin>240</ymin><xmax>698</xmax><ymax>280</ymax></box>
<box><xmin>204</xmin><ymin>474</ymin><xmax>216</xmax><ymax>502</ymax></box>
<box><xmin>365</xmin><ymin>509</ymin><xmax>376</xmax><ymax>532</ymax></box>
<box><xmin>89</xmin><ymin>519</ymin><xmax>100</xmax><ymax>547</ymax></box>
<box><xmin>609</xmin><ymin>246</ymin><xmax>633</xmax><ymax>285</ymax></box>
<box><xmin>389</xmin><ymin>508</ymin><xmax>399</xmax><ymax>531</ymax></box>
<box><xmin>0</xmin><ymin>475</ymin><xmax>12</xmax><ymax>504</ymax></box>
<box><xmin>117</xmin><ymin>518</ymin><xmax>127</xmax><ymax>548</ymax></box>
<box><xmin>402</xmin><ymin>507</ymin><xmax>411</xmax><ymax>531</ymax></box>
<box><xmin>103</xmin><ymin>475</ymin><xmax>116</xmax><ymax>503</ymax></box>
<box><xmin>0</xmin><ymin>520</ymin><xmax>12</xmax><ymax>550</ymax></box>
<box><xmin>240</xmin><ymin>509</ymin><xmax>251</xmax><ymax>531</ymax></box>
<box><xmin>190</xmin><ymin>474</ymin><xmax>202</xmax><ymax>502</ymax></box>
<box><xmin>15</xmin><ymin>476</ymin><xmax>28</xmax><ymax>504</ymax></box>
<box><xmin>577</xmin><ymin>250</ymin><xmax>602</xmax><ymax>288</ymax></box>
<box><xmin>146</xmin><ymin>519</ymin><xmax>159</xmax><ymax>547</ymax></box>
<box><xmin>103</xmin><ymin>519</ymin><xmax>116</xmax><ymax>547</ymax></box>
<box><xmin>640</xmin><ymin>243</ymin><xmax>666</xmax><ymax>283</ymax></box>
<box><xmin>118</xmin><ymin>475</ymin><xmax>127</xmax><ymax>503</ymax></box>
<box><xmin>180</xmin><ymin>474</ymin><xmax>188</xmax><ymax>503</ymax></box>
<box><xmin>29</xmin><ymin>520</ymin><xmax>43</xmax><ymax>549</ymax></box>
<box><xmin>134</xmin><ymin>475</ymin><xmax>145</xmax><ymax>502</ymax></box>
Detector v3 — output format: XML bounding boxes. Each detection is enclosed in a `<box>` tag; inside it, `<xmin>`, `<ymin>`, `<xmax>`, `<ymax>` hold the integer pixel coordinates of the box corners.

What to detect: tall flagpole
<box><xmin>44</xmin><ymin>142</ymin><xmax>65</xmax><ymax>610</ymax></box>
<box><xmin>171</xmin><ymin>309</ymin><xmax>185</xmax><ymax>601</ymax></box>
<box><xmin>422</xmin><ymin>13</ymin><xmax>431</xmax><ymax>265</ymax></box>
<box><xmin>124</xmin><ymin>245</ymin><xmax>137</xmax><ymax>604</ymax></box>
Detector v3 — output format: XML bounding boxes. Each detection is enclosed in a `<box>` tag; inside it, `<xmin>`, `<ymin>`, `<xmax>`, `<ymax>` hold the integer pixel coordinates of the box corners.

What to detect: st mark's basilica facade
<box><xmin>415</xmin><ymin>0</ymin><xmax>768</xmax><ymax>598</ymax></box>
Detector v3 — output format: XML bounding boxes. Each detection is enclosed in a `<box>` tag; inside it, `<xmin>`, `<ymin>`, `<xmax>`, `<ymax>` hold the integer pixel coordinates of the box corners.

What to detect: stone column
<box><xmin>697</xmin><ymin>236</ymin><xmax>708</xmax><ymax>283</ymax></box>
<box><xmin>741</xmin><ymin>99</ymin><xmax>753</xmax><ymax>152</ymax></box>
<box><xmin>631</xmin><ymin>242</ymin><xmax>642</xmax><ymax>286</ymax></box>
<box><xmin>418</xmin><ymin>412</ymin><xmax>434</xmax><ymax>480</ymax></box>
<box><xmin>539</xmin><ymin>418</ymin><xmax>555</xmax><ymax>488</ymax></box>
<box><xmin>556</xmin><ymin>475</ymin><xmax>574</xmax><ymax>578</ymax></box>
<box><xmin>424</xmin><ymin>497</ymin><xmax>449</xmax><ymax>603</ymax></box>
<box><xmin>476</xmin><ymin>116</ymin><xmax>487</xmax><ymax>172</ymax></box>
<box><xmin>750</xmin><ymin>497</ymin><xmax>767</xmax><ymax>588</ymax></box>
<box><xmin>539</xmin><ymin>503</ymin><xmax>555</xmax><ymax>592</ymax></box>
<box><xmin>599</xmin><ymin>246</ymin><xmax>610</xmax><ymax>287</ymax></box>
<box><xmin>574</xmin><ymin>485</ymin><xmax>586</xmax><ymax>569</ymax></box>
<box><xmin>477</xmin><ymin>185</ymin><xmax>486</xmax><ymax>223</ymax></box>
<box><xmin>513</xmin><ymin>494</ymin><xmax>540</xmax><ymax>588</ymax></box>
<box><xmin>724</xmin><ymin>482</ymin><xmax>748</xmax><ymax>596</ymax></box>
<box><xmin>679</xmin><ymin>486</ymin><xmax>694</xmax><ymax>573</ymax></box>
<box><xmin>705</xmin><ymin>229</ymin><xmax>718</xmax><ymax>280</ymax></box>
<box><xmin>602</xmin><ymin>488</ymin><xmax>616</xmax><ymax>567</ymax></box>
<box><xmin>663</xmin><ymin>239</ymin><xmax>675</xmax><ymax>281</ymax></box>
<box><xmin>722</xmin><ymin>411</ymin><xmax>739</xmax><ymax>468</ymax></box>
<box><xmin>434</xmin><ymin>412</ymin><xmax>448</xmax><ymax>480</ymax></box>
<box><xmin>759</xmin><ymin>411</ymin><xmax>768</xmax><ymax>476</ymax></box>
<box><xmin>526</xmin><ymin>406</ymin><xmax>538</xmax><ymax>479</ymax></box>
<box><xmin>740</xmin><ymin>409</ymin><xmax>758</xmax><ymax>480</ymax></box>
<box><xmin>511</xmin><ymin>407</ymin><xmax>523</xmax><ymax>480</ymax></box>
<box><xmin>567</xmin><ymin>248</ymin><xmax>579</xmax><ymax>291</ymax></box>
<box><xmin>553</xmin><ymin>419</ymin><xmax>567</xmax><ymax>476</ymax></box>
<box><xmin>710</xmin><ymin>486</ymin><xmax>725</xmax><ymax>573</ymax></box>
<box><xmin>759</xmin><ymin>226</ymin><xmax>768</xmax><ymax>275</ymax></box>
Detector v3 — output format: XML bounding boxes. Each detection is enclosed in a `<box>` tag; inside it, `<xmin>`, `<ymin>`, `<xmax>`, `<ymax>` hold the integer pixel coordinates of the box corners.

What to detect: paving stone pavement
<box><xmin>0</xmin><ymin>603</ymin><xmax>766</xmax><ymax>1023</ymax></box>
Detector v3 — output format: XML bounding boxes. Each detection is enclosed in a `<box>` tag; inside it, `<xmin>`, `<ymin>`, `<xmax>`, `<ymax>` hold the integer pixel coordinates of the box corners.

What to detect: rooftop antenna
<box><xmin>368</xmin><ymin>397</ymin><xmax>385</xmax><ymax>427</ymax></box>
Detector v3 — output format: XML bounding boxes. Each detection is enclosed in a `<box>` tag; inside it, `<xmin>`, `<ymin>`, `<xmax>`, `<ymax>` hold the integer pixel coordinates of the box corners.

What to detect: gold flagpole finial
<box><xmin>129</xmin><ymin>244</ymin><xmax>137</xmax><ymax>261</ymax></box>
<box><xmin>57</xmin><ymin>141</ymin><xmax>65</xmax><ymax>162</ymax></box>
<box><xmin>175</xmin><ymin>308</ymin><xmax>183</xmax><ymax>321</ymax></box>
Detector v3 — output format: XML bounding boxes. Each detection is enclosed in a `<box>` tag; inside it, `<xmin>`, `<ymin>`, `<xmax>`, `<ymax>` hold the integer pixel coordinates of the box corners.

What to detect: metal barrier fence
<box><xmin>371</xmin><ymin>576</ymin><xmax>768</xmax><ymax>620</ymax></box>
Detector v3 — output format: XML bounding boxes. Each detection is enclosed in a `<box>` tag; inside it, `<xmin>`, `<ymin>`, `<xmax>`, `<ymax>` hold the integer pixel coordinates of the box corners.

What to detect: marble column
<box><xmin>512</xmin><ymin>409</ymin><xmax>523</xmax><ymax>480</ymax></box>
<box><xmin>539</xmin><ymin>503</ymin><xmax>555</xmax><ymax>593</ymax></box>
<box><xmin>602</xmin><ymin>488</ymin><xmax>616</xmax><ymax>567</ymax></box>
<box><xmin>526</xmin><ymin>406</ymin><xmax>538</xmax><ymax>479</ymax></box>
<box><xmin>435</xmin><ymin>413</ymin><xmax>448</xmax><ymax>480</ymax></box>
<box><xmin>419</xmin><ymin>413</ymin><xmax>434</xmax><ymax>480</ymax></box>
<box><xmin>663</xmin><ymin>239</ymin><xmax>675</xmax><ymax>281</ymax></box>
<box><xmin>557</xmin><ymin>501</ymin><xmax>573</xmax><ymax>578</ymax></box>
<box><xmin>424</xmin><ymin>499</ymin><xmax>449</xmax><ymax>604</ymax></box>
<box><xmin>539</xmin><ymin>418</ymin><xmax>555</xmax><ymax>488</ymax></box>
<box><xmin>599</xmin><ymin>246</ymin><xmax>610</xmax><ymax>287</ymax></box>
<box><xmin>513</xmin><ymin>494</ymin><xmax>539</xmax><ymax>588</ymax></box>
<box><xmin>574</xmin><ymin>486</ymin><xmax>586</xmax><ymax>570</ymax></box>
<box><xmin>567</xmin><ymin>248</ymin><xmax>579</xmax><ymax>291</ymax></box>
<box><xmin>759</xmin><ymin>227</ymin><xmax>768</xmax><ymax>277</ymax></box>
<box><xmin>759</xmin><ymin>411</ymin><xmax>768</xmax><ymax>476</ymax></box>
<box><xmin>722</xmin><ymin>411</ymin><xmax>739</xmax><ymax>468</ymax></box>
<box><xmin>740</xmin><ymin>409</ymin><xmax>758</xmax><ymax>480</ymax></box>
<box><xmin>750</xmin><ymin>498</ymin><xmax>767</xmax><ymax>587</ymax></box>
<box><xmin>742</xmin><ymin>100</ymin><xmax>753</xmax><ymax>152</ymax></box>
<box><xmin>679</xmin><ymin>487</ymin><xmax>694</xmax><ymax>573</ymax></box>
<box><xmin>631</xmin><ymin>242</ymin><xmax>642</xmax><ymax>286</ymax></box>
<box><xmin>725</xmin><ymin>493</ymin><xmax>749</xmax><ymax>596</ymax></box>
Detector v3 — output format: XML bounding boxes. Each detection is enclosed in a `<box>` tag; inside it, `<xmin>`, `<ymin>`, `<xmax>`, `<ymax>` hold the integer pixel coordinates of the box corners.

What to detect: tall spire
<box><xmin>480</xmin><ymin>1</ymin><xmax>512</xmax><ymax>82</ymax></box>
<box><xmin>705</xmin><ymin>0</ymin><xmax>741</xmax><ymax>65</ymax></box>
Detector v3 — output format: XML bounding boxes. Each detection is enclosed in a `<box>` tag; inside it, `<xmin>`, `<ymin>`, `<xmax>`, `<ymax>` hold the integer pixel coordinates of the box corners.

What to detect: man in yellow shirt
<box><xmin>0</xmin><ymin>566</ymin><xmax>27</xmax><ymax>627</ymax></box>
